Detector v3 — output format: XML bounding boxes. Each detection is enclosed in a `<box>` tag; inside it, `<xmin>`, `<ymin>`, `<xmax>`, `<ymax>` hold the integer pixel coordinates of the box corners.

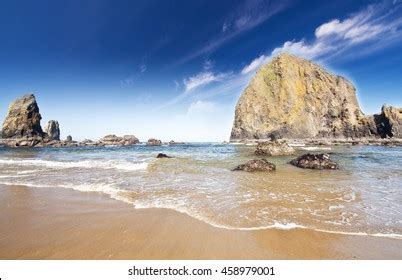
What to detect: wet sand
<box><xmin>1</xmin><ymin>184</ymin><xmax>401</xmax><ymax>259</ymax></box>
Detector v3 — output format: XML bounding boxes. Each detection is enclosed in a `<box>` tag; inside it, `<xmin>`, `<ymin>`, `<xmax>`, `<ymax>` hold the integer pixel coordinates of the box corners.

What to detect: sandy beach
<box><xmin>1</xmin><ymin>184</ymin><xmax>401</xmax><ymax>260</ymax></box>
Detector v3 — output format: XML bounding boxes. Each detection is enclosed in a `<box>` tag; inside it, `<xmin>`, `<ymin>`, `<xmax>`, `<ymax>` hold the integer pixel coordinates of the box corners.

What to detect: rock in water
<box><xmin>230</xmin><ymin>53</ymin><xmax>401</xmax><ymax>141</ymax></box>
<box><xmin>156</xmin><ymin>153</ymin><xmax>172</xmax><ymax>158</ymax></box>
<box><xmin>233</xmin><ymin>159</ymin><xmax>276</xmax><ymax>172</ymax></box>
<box><xmin>147</xmin><ymin>138</ymin><xmax>162</xmax><ymax>146</ymax></box>
<box><xmin>99</xmin><ymin>134</ymin><xmax>139</xmax><ymax>146</ymax></box>
<box><xmin>44</xmin><ymin>120</ymin><xmax>60</xmax><ymax>141</ymax></box>
<box><xmin>255</xmin><ymin>141</ymin><xmax>295</xmax><ymax>156</ymax></box>
<box><xmin>290</xmin><ymin>153</ymin><xmax>339</xmax><ymax>170</ymax></box>
<box><xmin>2</xmin><ymin>94</ymin><xmax>44</xmax><ymax>138</ymax></box>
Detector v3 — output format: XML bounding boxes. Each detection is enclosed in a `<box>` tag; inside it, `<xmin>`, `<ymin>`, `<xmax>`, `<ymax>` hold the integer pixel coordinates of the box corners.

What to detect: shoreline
<box><xmin>1</xmin><ymin>184</ymin><xmax>402</xmax><ymax>259</ymax></box>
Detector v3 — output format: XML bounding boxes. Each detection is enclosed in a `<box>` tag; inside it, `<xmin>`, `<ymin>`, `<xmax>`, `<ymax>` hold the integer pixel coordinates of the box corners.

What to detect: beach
<box><xmin>1</xmin><ymin>184</ymin><xmax>402</xmax><ymax>259</ymax></box>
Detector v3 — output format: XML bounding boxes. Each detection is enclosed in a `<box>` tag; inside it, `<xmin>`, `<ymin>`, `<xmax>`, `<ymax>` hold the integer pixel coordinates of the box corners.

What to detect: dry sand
<box><xmin>1</xmin><ymin>184</ymin><xmax>401</xmax><ymax>259</ymax></box>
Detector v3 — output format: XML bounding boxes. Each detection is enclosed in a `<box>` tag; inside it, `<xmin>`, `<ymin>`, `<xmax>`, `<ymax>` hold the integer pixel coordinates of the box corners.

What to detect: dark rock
<box><xmin>233</xmin><ymin>159</ymin><xmax>276</xmax><ymax>172</ymax></box>
<box><xmin>66</xmin><ymin>135</ymin><xmax>73</xmax><ymax>142</ymax></box>
<box><xmin>44</xmin><ymin>120</ymin><xmax>60</xmax><ymax>141</ymax></box>
<box><xmin>290</xmin><ymin>153</ymin><xmax>339</xmax><ymax>170</ymax></box>
<box><xmin>156</xmin><ymin>153</ymin><xmax>172</xmax><ymax>158</ymax></box>
<box><xmin>2</xmin><ymin>94</ymin><xmax>44</xmax><ymax>139</ymax></box>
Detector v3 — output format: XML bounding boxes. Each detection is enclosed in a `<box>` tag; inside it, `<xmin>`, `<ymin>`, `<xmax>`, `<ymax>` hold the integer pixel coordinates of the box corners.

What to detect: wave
<box><xmin>300</xmin><ymin>146</ymin><xmax>332</xmax><ymax>151</ymax></box>
<box><xmin>1</xmin><ymin>181</ymin><xmax>401</xmax><ymax>240</ymax></box>
<box><xmin>0</xmin><ymin>158</ymin><xmax>148</xmax><ymax>171</ymax></box>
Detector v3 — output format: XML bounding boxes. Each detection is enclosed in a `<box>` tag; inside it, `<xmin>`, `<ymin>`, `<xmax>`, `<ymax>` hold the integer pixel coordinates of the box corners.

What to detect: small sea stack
<box><xmin>290</xmin><ymin>153</ymin><xmax>339</xmax><ymax>170</ymax></box>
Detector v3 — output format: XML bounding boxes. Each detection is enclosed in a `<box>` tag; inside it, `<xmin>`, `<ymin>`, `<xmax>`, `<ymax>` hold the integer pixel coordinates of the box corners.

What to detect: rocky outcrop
<box><xmin>2</xmin><ymin>94</ymin><xmax>44</xmax><ymax>139</ymax></box>
<box><xmin>290</xmin><ymin>153</ymin><xmax>339</xmax><ymax>170</ymax></box>
<box><xmin>374</xmin><ymin>105</ymin><xmax>402</xmax><ymax>138</ymax></box>
<box><xmin>230</xmin><ymin>53</ymin><xmax>401</xmax><ymax>141</ymax></box>
<box><xmin>147</xmin><ymin>138</ymin><xmax>162</xmax><ymax>146</ymax></box>
<box><xmin>44</xmin><ymin>120</ymin><xmax>60</xmax><ymax>141</ymax></box>
<box><xmin>233</xmin><ymin>159</ymin><xmax>276</xmax><ymax>172</ymax></box>
<box><xmin>255</xmin><ymin>141</ymin><xmax>295</xmax><ymax>156</ymax></box>
<box><xmin>98</xmin><ymin>134</ymin><xmax>139</xmax><ymax>146</ymax></box>
<box><xmin>66</xmin><ymin>135</ymin><xmax>73</xmax><ymax>142</ymax></box>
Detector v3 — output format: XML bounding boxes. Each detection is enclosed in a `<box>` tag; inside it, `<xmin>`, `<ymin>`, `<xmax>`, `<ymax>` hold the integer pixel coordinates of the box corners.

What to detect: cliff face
<box><xmin>2</xmin><ymin>94</ymin><xmax>44</xmax><ymax>139</ymax></box>
<box><xmin>230</xmin><ymin>53</ymin><xmax>401</xmax><ymax>140</ymax></box>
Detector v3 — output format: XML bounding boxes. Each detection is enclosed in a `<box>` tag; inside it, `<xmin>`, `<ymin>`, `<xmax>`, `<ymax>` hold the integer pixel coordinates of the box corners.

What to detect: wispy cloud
<box><xmin>241</xmin><ymin>54</ymin><xmax>269</xmax><ymax>74</ymax></box>
<box><xmin>241</xmin><ymin>0</ymin><xmax>402</xmax><ymax>75</ymax></box>
<box><xmin>183</xmin><ymin>71</ymin><xmax>231</xmax><ymax>92</ymax></box>
<box><xmin>203</xmin><ymin>59</ymin><xmax>215</xmax><ymax>70</ymax></box>
<box><xmin>271</xmin><ymin>1</ymin><xmax>402</xmax><ymax>60</ymax></box>
<box><xmin>172</xmin><ymin>0</ymin><xmax>290</xmax><ymax>66</ymax></box>
<box><xmin>140</xmin><ymin>64</ymin><xmax>147</xmax><ymax>73</ymax></box>
<box><xmin>120</xmin><ymin>77</ymin><xmax>136</xmax><ymax>88</ymax></box>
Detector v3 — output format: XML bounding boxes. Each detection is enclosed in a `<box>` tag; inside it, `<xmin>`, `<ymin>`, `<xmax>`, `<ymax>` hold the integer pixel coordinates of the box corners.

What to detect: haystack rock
<box><xmin>44</xmin><ymin>120</ymin><xmax>60</xmax><ymax>141</ymax></box>
<box><xmin>2</xmin><ymin>94</ymin><xmax>44</xmax><ymax>139</ymax></box>
<box><xmin>230</xmin><ymin>53</ymin><xmax>401</xmax><ymax>141</ymax></box>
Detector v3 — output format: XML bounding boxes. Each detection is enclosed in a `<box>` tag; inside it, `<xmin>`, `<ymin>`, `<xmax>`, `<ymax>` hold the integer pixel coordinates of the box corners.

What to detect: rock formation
<box><xmin>99</xmin><ymin>134</ymin><xmax>139</xmax><ymax>146</ymax></box>
<box><xmin>290</xmin><ymin>154</ymin><xmax>339</xmax><ymax>170</ymax></box>
<box><xmin>44</xmin><ymin>120</ymin><xmax>60</xmax><ymax>141</ymax></box>
<box><xmin>230</xmin><ymin>53</ymin><xmax>402</xmax><ymax>141</ymax></box>
<box><xmin>2</xmin><ymin>94</ymin><xmax>44</xmax><ymax>139</ymax></box>
<box><xmin>233</xmin><ymin>159</ymin><xmax>276</xmax><ymax>172</ymax></box>
<box><xmin>147</xmin><ymin>138</ymin><xmax>162</xmax><ymax>146</ymax></box>
<box><xmin>66</xmin><ymin>135</ymin><xmax>73</xmax><ymax>142</ymax></box>
<box><xmin>255</xmin><ymin>141</ymin><xmax>295</xmax><ymax>156</ymax></box>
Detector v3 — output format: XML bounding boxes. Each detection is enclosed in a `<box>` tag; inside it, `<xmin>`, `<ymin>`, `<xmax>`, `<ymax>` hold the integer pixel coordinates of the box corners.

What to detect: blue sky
<box><xmin>0</xmin><ymin>0</ymin><xmax>401</xmax><ymax>141</ymax></box>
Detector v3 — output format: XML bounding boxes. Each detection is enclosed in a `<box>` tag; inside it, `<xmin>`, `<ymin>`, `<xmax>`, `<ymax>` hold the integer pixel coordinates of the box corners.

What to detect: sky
<box><xmin>0</xmin><ymin>0</ymin><xmax>401</xmax><ymax>142</ymax></box>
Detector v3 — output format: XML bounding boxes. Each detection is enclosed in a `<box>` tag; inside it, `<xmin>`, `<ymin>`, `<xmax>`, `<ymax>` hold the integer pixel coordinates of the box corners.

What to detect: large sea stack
<box><xmin>2</xmin><ymin>94</ymin><xmax>44</xmax><ymax>139</ymax></box>
<box><xmin>230</xmin><ymin>53</ymin><xmax>402</xmax><ymax>141</ymax></box>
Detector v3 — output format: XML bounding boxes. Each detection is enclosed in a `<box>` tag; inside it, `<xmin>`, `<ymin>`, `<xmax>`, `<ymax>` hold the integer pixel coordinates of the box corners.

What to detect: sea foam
<box><xmin>0</xmin><ymin>158</ymin><xmax>148</xmax><ymax>171</ymax></box>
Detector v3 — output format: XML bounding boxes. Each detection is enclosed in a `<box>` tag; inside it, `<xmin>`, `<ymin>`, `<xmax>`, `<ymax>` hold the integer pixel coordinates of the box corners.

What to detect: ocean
<box><xmin>1</xmin><ymin>143</ymin><xmax>401</xmax><ymax>238</ymax></box>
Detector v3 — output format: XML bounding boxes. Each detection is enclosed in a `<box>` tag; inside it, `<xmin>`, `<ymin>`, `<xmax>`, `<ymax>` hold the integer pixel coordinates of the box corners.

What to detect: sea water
<box><xmin>0</xmin><ymin>143</ymin><xmax>401</xmax><ymax>238</ymax></box>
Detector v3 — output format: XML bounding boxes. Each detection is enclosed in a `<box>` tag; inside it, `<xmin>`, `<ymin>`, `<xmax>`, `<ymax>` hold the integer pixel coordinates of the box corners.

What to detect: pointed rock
<box><xmin>2</xmin><ymin>94</ymin><xmax>44</xmax><ymax>139</ymax></box>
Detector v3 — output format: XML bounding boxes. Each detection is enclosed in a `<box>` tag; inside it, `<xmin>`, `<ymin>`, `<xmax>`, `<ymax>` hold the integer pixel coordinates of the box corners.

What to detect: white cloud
<box><xmin>183</xmin><ymin>71</ymin><xmax>230</xmax><ymax>92</ymax></box>
<box><xmin>222</xmin><ymin>22</ymin><xmax>229</xmax><ymax>32</ymax></box>
<box><xmin>241</xmin><ymin>54</ymin><xmax>269</xmax><ymax>74</ymax></box>
<box><xmin>187</xmin><ymin>100</ymin><xmax>216</xmax><ymax>115</ymax></box>
<box><xmin>203</xmin><ymin>59</ymin><xmax>215</xmax><ymax>70</ymax></box>
<box><xmin>269</xmin><ymin>1</ymin><xmax>402</xmax><ymax>61</ymax></box>
<box><xmin>120</xmin><ymin>77</ymin><xmax>136</xmax><ymax>88</ymax></box>
<box><xmin>140</xmin><ymin>64</ymin><xmax>147</xmax><ymax>73</ymax></box>
<box><xmin>174</xmin><ymin>80</ymin><xmax>180</xmax><ymax>91</ymax></box>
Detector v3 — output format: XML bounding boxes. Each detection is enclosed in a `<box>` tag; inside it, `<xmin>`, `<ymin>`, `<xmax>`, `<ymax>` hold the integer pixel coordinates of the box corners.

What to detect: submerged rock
<box><xmin>2</xmin><ymin>94</ymin><xmax>44</xmax><ymax>139</ymax></box>
<box><xmin>255</xmin><ymin>141</ymin><xmax>295</xmax><ymax>156</ymax></box>
<box><xmin>233</xmin><ymin>159</ymin><xmax>276</xmax><ymax>172</ymax></box>
<box><xmin>156</xmin><ymin>153</ymin><xmax>172</xmax><ymax>158</ymax></box>
<box><xmin>44</xmin><ymin>120</ymin><xmax>60</xmax><ymax>141</ymax></box>
<box><xmin>168</xmin><ymin>140</ymin><xmax>184</xmax><ymax>145</ymax></box>
<box><xmin>147</xmin><ymin>138</ymin><xmax>162</xmax><ymax>146</ymax></box>
<box><xmin>290</xmin><ymin>153</ymin><xmax>339</xmax><ymax>170</ymax></box>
